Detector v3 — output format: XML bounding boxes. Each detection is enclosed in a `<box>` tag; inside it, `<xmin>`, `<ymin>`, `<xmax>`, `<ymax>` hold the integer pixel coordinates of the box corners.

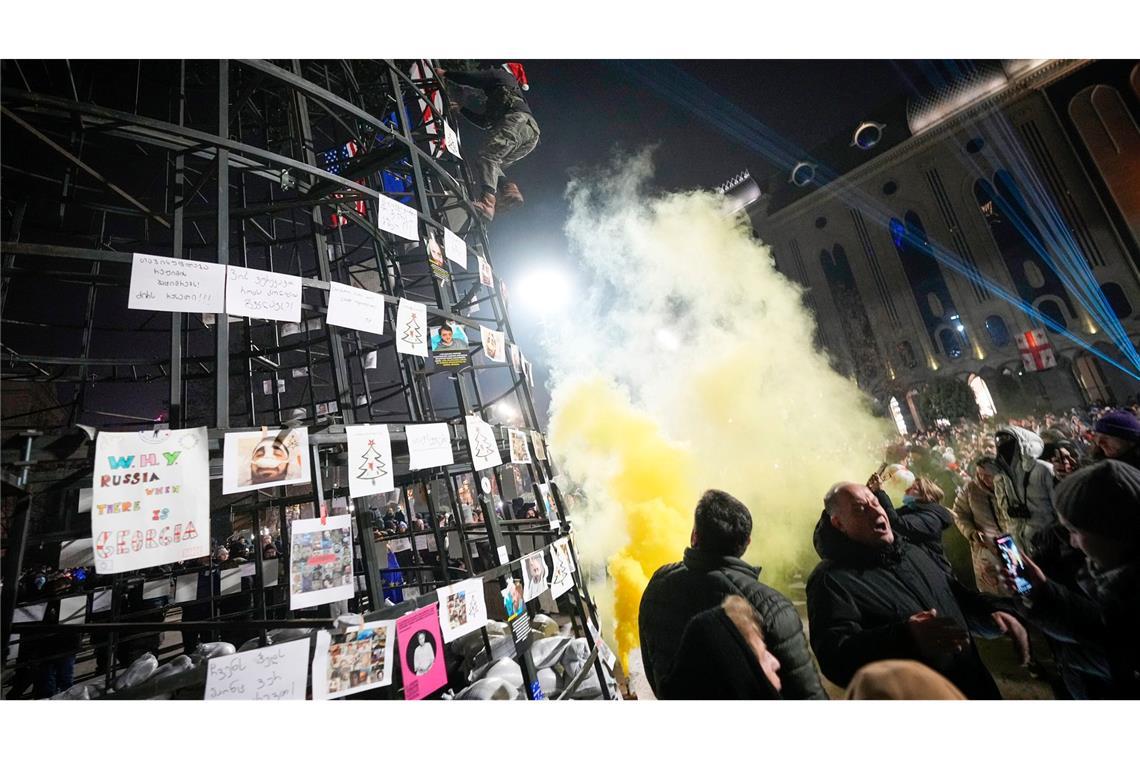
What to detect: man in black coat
<box><xmin>638</xmin><ymin>489</ymin><xmax>827</xmax><ymax>699</ymax></box>
<box><xmin>806</xmin><ymin>481</ymin><xmax>1029</xmax><ymax>699</ymax></box>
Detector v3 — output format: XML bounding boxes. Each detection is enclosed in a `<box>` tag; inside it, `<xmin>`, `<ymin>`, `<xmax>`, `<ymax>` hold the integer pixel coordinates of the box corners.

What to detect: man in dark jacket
<box><xmin>438</xmin><ymin>62</ymin><xmax>539</xmax><ymax>222</ymax></box>
<box><xmin>806</xmin><ymin>481</ymin><xmax>1029</xmax><ymax>699</ymax></box>
<box><xmin>638</xmin><ymin>489</ymin><xmax>827</xmax><ymax>699</ymax></box>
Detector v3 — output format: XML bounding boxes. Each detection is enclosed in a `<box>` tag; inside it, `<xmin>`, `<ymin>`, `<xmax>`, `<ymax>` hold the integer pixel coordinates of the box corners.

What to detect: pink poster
<box><xmin>396</xmin><ymin>603</ymin><xmax>448</xmax><ymax>700</ymax></box>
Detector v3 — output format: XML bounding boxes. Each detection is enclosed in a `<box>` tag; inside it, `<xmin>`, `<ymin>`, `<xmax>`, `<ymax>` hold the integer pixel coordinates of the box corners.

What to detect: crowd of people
<box><xmin>640</xmin><ymin>403</ymin><xmax>1140</xmax><ymax>699</ymax></box>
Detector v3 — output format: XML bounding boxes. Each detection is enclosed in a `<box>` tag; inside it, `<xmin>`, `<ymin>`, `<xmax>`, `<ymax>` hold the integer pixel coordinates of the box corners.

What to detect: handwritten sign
<box><xmin>91</xmin><ymin>427</ymin><xmax>210</xmax><ymax>574</ymax></box>
<box><xmin>205</xmin><ymin>638</ymin><xmax>310</xmax><ymax>701</ymax></box>
<box><xmin>442</xmin><ymin>120</ymin><xmax>462</xmax><ymax>159</ymax></box>
<box><xmin>326</xmin><ymin>281</ymin><xmax>386</xmax><ymax>335</ymax></box>
<box><xmin>443</xmin><ymin>227</ymin><xmax>467</xmax><ymax>269</ymax></box>
<box><xmin>375</xmin><ymin>192</ymin><xmax>419</xmax><ymax>242</ymax></box>
<box><xmin>225</xmin><ymin>265</ymin><xmax>302</xmax><ymax>323</ymax></box>
<box><xmin>129</xmin><ymin>253</ymin><xmax>227</xmax><ymax>313</ymax></box>
<box><xmin>404</xmin><ymin>423</ymin><xmax>454</xmax><ymax>471</ymax></box>
<box><xmin>465</xmin><ymin>415</ymin><xmax>502</xmax><ymax>471</ymax></box>
<box><xmin>346</xmin><ymin>424</ymin><xmax>394</xmax><ymax>499</ymax></box>
<box><xmin>395</xmin><ymin>298</ymin><xmax>428</xmax><ymax>357</ymax></box>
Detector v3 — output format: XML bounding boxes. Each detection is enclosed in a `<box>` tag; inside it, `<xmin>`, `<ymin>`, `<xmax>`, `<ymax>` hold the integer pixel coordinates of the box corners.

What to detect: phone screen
<box><xmin>995</xmin><ymin>534</ymin><xmax>1032</xmax><ymax>595</ymax></box>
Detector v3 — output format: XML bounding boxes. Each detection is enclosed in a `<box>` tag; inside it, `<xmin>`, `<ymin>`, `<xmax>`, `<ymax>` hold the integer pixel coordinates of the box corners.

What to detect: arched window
<box><xmin>936</xmin><ymin>327</ymin><xmax>964</xmax><ymax>359</ymax></box>
<box><xmin>1038</xmin><ymin>299</ymin><xmax>1069</xmax><ymax>333</ymax></box>
<box><xmin>889</xmin><ymin>397</ymin><xmax>908</xmax><ymax>435</ymax></box>
<box><xmin>968</xmin><ymin>374</ymin><xmax>997</xmax><ymax>418</ymax></box>
<box><xmin>985</xmin><ymin>315</ymin><xmax>1011</xmax><ymax>347</ymax></box>
<box><xmin>1102</xmin><ymin>282</ymin><xmax>1133</xmax><ymax>319</ymax></box>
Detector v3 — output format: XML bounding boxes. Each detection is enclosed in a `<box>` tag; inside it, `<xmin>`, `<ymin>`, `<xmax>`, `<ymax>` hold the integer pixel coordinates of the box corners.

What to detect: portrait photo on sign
<box><xmin>481</xmin><ymin>326</ymin><xmax>506</xmax><ymax>363</ymax></box>
<box><xmin>222</xmin><ymin>428</ymin><xmax>310</xmax><ymax>494</ymax></box>
<box><xmin>425</xmin><ymin>230</ymin><xmax>447</xmax><ymax>277</ymax></box>
<box><xmin>396</xmin><ymin>604</ymin><xmax>448</xmax><ymax>700</ymax></box>
<box><xmin>312</xmin><ymin>620</ymin><xmax>396</xmax><ymax>699</ymax></box>
<box><xmin>521</xmin><ymin>550</ymin><xmax>549</xmax><ymax>601</ymax></box>
<box><xmin>508</xmin><ymin>428</ymin><xmax>531</xmax><ymax>464</ymax></box>
<box><xmin>478</xmin><ymin>256</ymin><xmax>494</xmax><ymax>288</ymax></box>
<box><xmin>289</xmin><ymin>515</ymin><xmax>354</xmax><ymax>609</ymax></box>
<box><xmin>502</xmin><ymin>577</ymin><xmax>526</xmax><ymax>619</ymax></box>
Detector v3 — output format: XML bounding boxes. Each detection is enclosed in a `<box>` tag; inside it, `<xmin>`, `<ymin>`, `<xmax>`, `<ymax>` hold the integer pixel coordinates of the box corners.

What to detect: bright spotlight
<box><xmin>514</xmin><ymin>264</ymin><xmax>574</xmax><ymax>315</ymax></box>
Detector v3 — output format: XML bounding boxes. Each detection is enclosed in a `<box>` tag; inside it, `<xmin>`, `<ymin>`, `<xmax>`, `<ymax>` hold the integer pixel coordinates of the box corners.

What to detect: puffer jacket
<box><xmin>638</xmin><ymin>547</ymin><xmax>827</xmax><ymax>700</ymax></box>
<box><xmin>993</xmin><ymin>425</ymin><xmax>1058</xmax><ymax>557</ymax></box>
<box><xmin>806</xmin><ymin>512</ymin><xmax>1004</xmax><ymax>699</ymax></box>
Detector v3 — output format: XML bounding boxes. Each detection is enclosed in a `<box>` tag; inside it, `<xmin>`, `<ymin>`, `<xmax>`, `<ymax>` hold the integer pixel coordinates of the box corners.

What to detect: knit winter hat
<box><xmin>502</xmin><ymin>62</ymin><xmax>529</xmax><ymax>90</ymax></box>
<box><xmin>1094</xmin><ymin>410</ymin><xmax>1140</xmax><ymax>443</ymax></box>
<box><xmin>1054</xmin><ymin>459</ymin><xmax>1140</xmax><ymax>540</ymax></box>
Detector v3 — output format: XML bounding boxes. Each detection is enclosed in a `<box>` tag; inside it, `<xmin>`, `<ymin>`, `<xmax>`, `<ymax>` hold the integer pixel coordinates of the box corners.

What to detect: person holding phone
<box><xmin>952</xmin><ymin>457</ymin><xmax>1010</xmax><ymax>596</ymax></box>
<box><xmin>807</xmin><ymin>481</ymin><xmax>1029</xmax><ymax>699</ymax></box>
<box><xmin>1001</xmin><ymin>460</ymin><xmax>1139</xmax><ymax>698</ymax></box>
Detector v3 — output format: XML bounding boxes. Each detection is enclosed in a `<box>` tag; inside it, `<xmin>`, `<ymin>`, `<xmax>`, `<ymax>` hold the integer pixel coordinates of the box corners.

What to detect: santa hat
<box><xmin>502</xmin><ymin>62</ymin><xmax>529</xmax><ymax>91</ymax></box>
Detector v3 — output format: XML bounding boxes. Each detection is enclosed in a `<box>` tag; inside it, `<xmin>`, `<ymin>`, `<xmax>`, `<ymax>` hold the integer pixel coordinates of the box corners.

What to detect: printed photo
<box><xmin>478</xmin><ymin>256</ymin><xmax>494</xmax><ymax>288</ymax></box>
<box><xmin>502</xmin><ymin>577</ymin><xmax>526</xmax><ymax>619</ymax></box>
<box><xmin>289</xmin><ymin>515</ymin><xmax>355</xmax><ymax>609</ymax></box>
<box><xmin>508</xmin><ymin>428</ymin><xmax>531</xmax><ymax>464</ymax></box>
<box><xmin>222</xmin><ymin>428</ymin><xmax>310</xmax><ymax>494</ymax></box>
<box><xmin>446</xmin><ymin>589</ymin><xmax>468</xmax><ymax>629</ymax></box>
<box><xmin>481</xmin><ymin>327</ymin><xmax>506</xmax><ymax>363</ymax></box>
<box><xmin>430</xmin><ymin>321</ymin><xmax>469</xmax><ymax>351</ymax></box>
<box><xmin>521</xmin><ymin>550</ymin><xmax>549</xmax><ymax>602</ymax></box>
<box><xmin>312</xmin><ymin>620</ymin><xmax>396</xmax><ymax>699</ymax></box>
<box><xmin>407</xmin><ymin>630</ymin><xmax>437</xmax><ymax>676</ymax></box>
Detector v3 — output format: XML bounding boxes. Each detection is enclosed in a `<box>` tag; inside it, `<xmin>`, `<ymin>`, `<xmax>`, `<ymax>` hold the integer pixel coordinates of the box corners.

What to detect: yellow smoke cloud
<box><xmin>545</xmin><ymin>152</ymin><xmax>889</xmax><ymax>669</ymax></box>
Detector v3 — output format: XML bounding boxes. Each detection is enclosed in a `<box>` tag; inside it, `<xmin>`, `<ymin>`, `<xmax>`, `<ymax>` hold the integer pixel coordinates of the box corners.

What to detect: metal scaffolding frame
<box><xmin>1</xmin><ymin>59</ymin><xmax>610</xmax><ymax>700</ymax></box>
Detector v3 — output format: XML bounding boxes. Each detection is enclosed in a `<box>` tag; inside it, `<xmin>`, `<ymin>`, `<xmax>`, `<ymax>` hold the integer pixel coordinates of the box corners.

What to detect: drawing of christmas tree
<box><xmin>471</xmin><ymin>427</ymin><xmax>497</xmax><ymax>462</ymax></box>
<box><xmin>356</xmin><ymin>439</ymin><xmax>388</xmax><ymax>481</ymax></box>
<box><xmin>401</xmin><ymin>312</ymin><xmax>423</xmax><ymax>347</ymax></box>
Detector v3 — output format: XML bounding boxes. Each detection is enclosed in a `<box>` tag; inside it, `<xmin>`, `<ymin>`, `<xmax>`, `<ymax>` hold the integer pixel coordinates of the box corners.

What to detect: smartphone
<box><xmin>995</xmin><ymin>534</ymin><xmax>1032</xmax><ymax>595</ymax></box>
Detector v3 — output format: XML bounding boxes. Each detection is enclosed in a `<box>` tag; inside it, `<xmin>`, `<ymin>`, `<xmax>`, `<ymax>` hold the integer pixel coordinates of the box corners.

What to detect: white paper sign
<box><xmin>129</xmin><ymin>253</ymin><xmax>227</xmax><ymax>314</ymax></box>
<box><xmin>478</xmin><ymin>256</ymin><xmax>494</xmax><ymax>288</ymax></box>
<box><xmin>225</xmin><ymin>265</ymin><xmax>303</xmax><ymax>323</ymax></box>
<box><xmin>222</xmin><ymin>427</ymin><xmax>311</xmax><ymax>494</ymax></box>
<box><xmin>60</xmin><ymin>596</ymin><xmax>87</xmax><ymax>625</ymax></box>
<box><xmin>264</xmin><ymin>558</ymin><xmax>280</xmax><ymax>588</ymax></box>
<box><xmin>395</xmin><ymin>298</ymin><xmax>428</xmax><ymax>357</ymax></box>
<box><xmin>13</xmin><ymin>604</ymin><xmax>46</xmax><ymax>623</ymax></box>
<box><xmin>175</xmin><ymin>574</ymin><xmax>198</xmax><ymax>603</ymax></box>
<box><xmin>442</xmin><ymin>120</ymin><xmax>462</xmax><ymax>159</ymax></box>
<box><xmin>327</xmin><ymin>282</ymin><xmax>386</xmax><ymax>336</ymax></box>
<box><xmin>465</xmin><ymin>416</ymin><xmax>502</xmax><ymax>471</ymax></box>
<box><xmin>481</xmin><ymin>326</ymin><xmax>506</xmax><ymax>363</ymax></box>
<box><xmin>220</xmin><ymin>567</ymin><xmax>242</xmax><ymax>595</ymax></box>
<box><xmin>436</xmin><ymin>578</ymin><xmax>488</xmax><ymax>643</ymax></box>
<box><xmin>405</xmin><ymin>423</ymin><xmax>454</xmax><ymax>470</ymax></box>
<box><xmin>443</xmin><ymin>228</ymin><xmax>467</xmax><ymax>269</ymax></box>
<box><xmin>289</xmin><ymin>515</ymin><xmax>355</xmax><ymax>610</ymax></box>
<box><xmin>375</xmin><ymin>192</ymin><xmax>419</xmax><ymax>242</ymax></box>
<box><xmin>60</xmin><ymin>538</ymin><xmax>94</xmax><ymax>568</ymax></box>
<box><xmin>531</xmin><ymin>431</ymin><xmax>548</xmax><ymax>461</ymax></box>
<box><xmin>77</xmin><ymin>488</ymin><xmax>93</xmax><ymax>514</ymax></box>
<box><xmin>312</xmin><ymin>620</ymin><xmax>397</xmax><ymax>700</ymax></box>
<box><xmin>92</xmin><ymin>427</ymin><xmax>210</xmax><ymax>574</ymax></box>
<box><xmin>537</xmin><ymin>482</ymin><xmax>559</xmax><ymax>529</ymax></box>
<box><xmin>522</xmin><ymin>357</ymin><xmax>534</xmax><ymax>387</ymax></box>
<box><xmin>142</xmin><ymin>579</ymin><xmax>171</xmax><ymax>600</ymax></box>
<box><xmin>205</xmin><ymin>638</ymin><xmax>310</xmax><ymax>701</ymax></box>
<box><xmin>91</xmin><ymin>589</ymin><xmax>112</xmax><ymax>613</ymax></box>
<box><xmin>549</xmin><ymin>538</ymin><xmax>575</xmax><ymax>599</ymax></box>
<box><xmin>346</xmin><ymin>424</ymin><xmax>395</xmax><ymax>499</ymax></box>
<box><xmin>508</xmin><ymin>429</ymin><xmax>532</xmax><ymax>464</ymax></box>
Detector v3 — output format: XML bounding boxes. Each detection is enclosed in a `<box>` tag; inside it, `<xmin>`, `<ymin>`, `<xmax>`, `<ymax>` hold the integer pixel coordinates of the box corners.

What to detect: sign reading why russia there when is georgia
<box><xmin>91</xmin><ymin>427</ymin><xmax>211</xmax><ymax>574</ymax></box>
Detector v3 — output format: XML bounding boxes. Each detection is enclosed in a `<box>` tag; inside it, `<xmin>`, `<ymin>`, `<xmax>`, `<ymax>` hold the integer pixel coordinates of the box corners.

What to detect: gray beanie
<box><xmin>1054</xmin><ymin>460</ymin><xmax>1140</xmax><ymax>541</ymax></box>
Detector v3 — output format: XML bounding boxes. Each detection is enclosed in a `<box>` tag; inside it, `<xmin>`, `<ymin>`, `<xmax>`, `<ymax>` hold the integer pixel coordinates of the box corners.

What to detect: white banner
<box><xmin>92</xmin><ymin>427</ymin><xmax>210</xmax><ymax>574</ymax></box>
<box><xmin>375</xmin><ymin>192</ymin><xmax>419</xmax><ymax>241</ymax></box>
<box><xmin>346</xmin><ymin>424</ymin><xmax>395</xmax><ymax>499</ymax></box>
<box><xmin>129</xmin><ymin>253</ymin><xmax>227</xmax><ymax>313</ymax></box>
<box><xmin>225</xmin><ymin>265</ymin><xmax>303</xmax><ymax>323</ymax></box>
<box><xmin>326</xmin><ymin>282</ymin><xmax>386</xmax><ymax>336</ymax></box>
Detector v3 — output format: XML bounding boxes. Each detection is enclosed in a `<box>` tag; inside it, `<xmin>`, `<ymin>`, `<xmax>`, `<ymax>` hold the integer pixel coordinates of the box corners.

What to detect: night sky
<box><xmin>483</xmin><ymin>59</ymin><xmax>925</xmax><ymax>419</ymax></box>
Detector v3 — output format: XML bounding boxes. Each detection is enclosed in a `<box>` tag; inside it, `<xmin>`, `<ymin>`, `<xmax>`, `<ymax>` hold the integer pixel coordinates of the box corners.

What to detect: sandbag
<box><xmin>485</xmin><ymin>657</ymin><xmax>524</xmax><ymax>688</ymax></box>
<box><xmin>530</xmin><ymin>614</ymin><xmax>559</xmax><ymax>638</ymax></box>
<box><xmin>455</xmin><ymin>676</ymin><xmax>521</xmax><ymax>700</ymax></box>
<box><xmin>113</xmin><ymin>652</ymin><xmax>158</xmax><ymax>691</ymax></box>
<box><xmin>531</xmin><ymin>635</ymin><xmax>572</xmax><ymax>669</ymax></box>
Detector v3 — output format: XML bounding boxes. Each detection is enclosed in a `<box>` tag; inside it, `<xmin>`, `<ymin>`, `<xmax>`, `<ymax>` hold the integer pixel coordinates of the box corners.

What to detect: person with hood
<box><xmin>656</xmin><ymin>595</ymin><xmax>782</xmax><ymax>700</ymax></box>
<box><xmin>638</xmin><ymin>489</ymin><xmax>827</xmax><ymax>700</ymax></box>
<box><xmin>952</xmin><ymin>456</ymin><xmax>1010</xmax><ymax>596</ymax></box>
<box><xmin>992</xmin><ymin>426</ymin><xmax>1059</xmax><ymax>564</ymax></box>
<box><xmin>437</xmin><ymin>62</ymin><xmax>539</xmax><ymax>222</ymax></box>
<box><xmin>1003</xmin><ymin>460</ymin><xmax>1139</xmax><ymax>698</ymax></box>
<box><xmin>806</xmin><ymin>481</ymin><xmax>1029</xmax><ymax>699</ymax></box>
